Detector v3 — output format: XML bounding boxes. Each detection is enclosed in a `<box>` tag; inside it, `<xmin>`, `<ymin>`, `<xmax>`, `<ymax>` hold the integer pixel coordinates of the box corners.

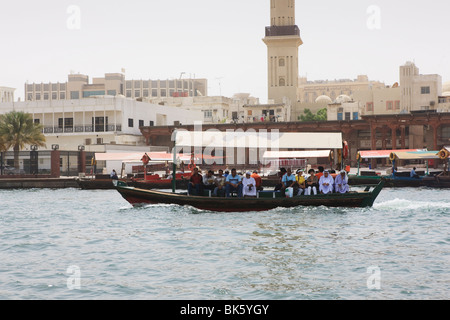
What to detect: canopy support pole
<box><xmin>172</xmin><ymin>130</ymin><xmax>177</xmax><ymax>194</ymax></box>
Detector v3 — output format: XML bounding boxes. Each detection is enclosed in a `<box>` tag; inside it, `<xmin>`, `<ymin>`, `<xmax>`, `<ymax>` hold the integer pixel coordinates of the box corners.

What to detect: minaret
<box><xmin>263</xmin><ymin>0</ymin><xmax>303</xmax><ymax>105</ymax></box>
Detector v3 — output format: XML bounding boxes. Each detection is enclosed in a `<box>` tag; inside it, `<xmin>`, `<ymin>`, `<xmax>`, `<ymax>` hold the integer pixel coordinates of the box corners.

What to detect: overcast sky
<box><xmin>1</xmin><ymin>0</ymin><xmax>449</xmax><ymax>103</ymax></box>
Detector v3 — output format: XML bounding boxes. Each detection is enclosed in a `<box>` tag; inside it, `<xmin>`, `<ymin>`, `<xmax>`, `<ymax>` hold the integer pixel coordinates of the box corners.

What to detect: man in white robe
<box><xmin>242</xmin><ymin>172</ymin><xmax>257</xmax><ymax>197</ymax></box>
<box><xmin>334</xmin><ymin>170</ymin><xmax>350</xmax><ymax>194</ymax></box>
<box><xmin>319</xmin><ymin>170</ymin><xmax>334</xmax><ymax>194</ymax></box>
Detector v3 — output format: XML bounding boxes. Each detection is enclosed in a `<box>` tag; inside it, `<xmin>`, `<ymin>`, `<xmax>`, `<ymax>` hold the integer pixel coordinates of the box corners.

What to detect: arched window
<box><xmin>279</xmin><ymin>78</ymin><xmax>286</xmax><ymax>87</ymax></box>
<box><xmin>279</xmin><ymin>58</ymin><xmax>285</xmax><ymax>67</ymax></box>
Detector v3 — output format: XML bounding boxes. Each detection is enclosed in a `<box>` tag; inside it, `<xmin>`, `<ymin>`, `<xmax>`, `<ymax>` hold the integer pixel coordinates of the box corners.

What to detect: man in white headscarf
<box><xmin>242</xmin><ymin>171</ymin><xmax>257</xmax><ymax>197</ymax></box>
<box><xmin>334</xmin><ymin>170</ymin><xmax>350</xmax><ymax>194</ymax></box>
<box><xmin>319</xmin><ymin>170</ymin><xmax>334</xmax><ymax>194</ymax></box>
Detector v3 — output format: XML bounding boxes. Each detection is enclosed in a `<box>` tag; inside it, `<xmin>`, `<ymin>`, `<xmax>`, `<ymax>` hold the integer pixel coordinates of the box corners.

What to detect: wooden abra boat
<box><xmin>114</xmin><ymin>180</ymin><xmax>385</xmax><ymax>212</ymax></box>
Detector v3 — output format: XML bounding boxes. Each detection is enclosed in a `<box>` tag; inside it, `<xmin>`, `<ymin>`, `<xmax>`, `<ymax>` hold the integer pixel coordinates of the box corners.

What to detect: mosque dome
<box><xmin>334</xmin><ymin>95</ymin><xmax>352</xmax><ymax>103</ymax></box>
<box><xmin>315</xmin><ymin>95</ymin><xmax>332</xmax><ymax>103</ymax></box>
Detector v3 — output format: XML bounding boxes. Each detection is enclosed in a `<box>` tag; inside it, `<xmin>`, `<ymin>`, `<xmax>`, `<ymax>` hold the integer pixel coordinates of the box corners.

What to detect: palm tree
<box><xmin>0</xmin><ymin>111</ymin><xmax>46</xmax><ymax>169</ymax></box>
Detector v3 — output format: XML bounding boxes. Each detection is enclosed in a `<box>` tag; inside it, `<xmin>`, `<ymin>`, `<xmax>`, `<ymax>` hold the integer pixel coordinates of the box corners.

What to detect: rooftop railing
<box><xmin>43</xmin><ymin>124</ymin><xmax>122</xmax><ymax>134</ymax></box>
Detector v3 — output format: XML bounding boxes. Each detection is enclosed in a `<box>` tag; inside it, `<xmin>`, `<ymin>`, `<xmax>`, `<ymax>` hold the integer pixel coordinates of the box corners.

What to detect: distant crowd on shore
<box><xmin>186</xmin><ymin>166</ymin><xmax>350</xmax><ymax>198</ymax></box>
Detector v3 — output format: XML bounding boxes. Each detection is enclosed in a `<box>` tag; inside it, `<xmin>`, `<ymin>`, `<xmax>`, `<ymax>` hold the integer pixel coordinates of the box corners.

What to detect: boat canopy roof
<box><xmin>357</xmin><ymin>149</ymin><xmax>425</xmax><ymax>160</ymax></box>
<box><xmin>95</xmin><ymin>152</ymin><xmax>223</xmax><ymax>162</ymax></box>
<box><xmin>95</xmin><ymin>152</ymin><xmax>189</xmax><ymax>162</ymax></box>
<box><xmin>390</xmin><ymin>150</ymin><xmax>441</xmax><ymax>160</ymax></box>
<box><xmin>174</xmin><ymin>131</ymin><xmax>343</xmax><ymax>149</ymax></box>
<box><xmin>263</xmin><ymin>150</ymin><xmax>332</xmax><ymax>159</ymax></box>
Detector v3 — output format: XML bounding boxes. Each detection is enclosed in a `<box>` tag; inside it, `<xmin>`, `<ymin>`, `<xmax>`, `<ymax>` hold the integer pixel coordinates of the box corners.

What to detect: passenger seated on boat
<box><xmin>305</xmin><ymin>169</ymin><xmax>318</xmax><ymax>195</ymax></box>
<box><xmin>410</xmin><ymin>167</ymin><xmax>420</xmax><ymax>179</ymax></box>
<box><xmin>251</xmin><ymin>170</ymin><xmax>264</xmax><ymax>191</ymax></box>
<box><xmin>319</xmin><ymin>170</ymin><xmax>334</xmax><ymax>194</ymax></box>
<box><xmin>242</xmin><ymin>171</ymin><xmax>257</xmax><ymax>198</ymax></box>
<box><xmin>110</xmin><ymin>169</ymin><xmax>119</xmax><ymax>180</ymax></box>
<box><xmin>316</xmin><ymin>166</ymin><xmax>325</xmax><ymax>180</ymax></box>
<box><xmin>334</xmin><ymin>170</ymin><xmax>350</xmax><ymax>194</ymax></box>
<box><xmin>225</xmin><ymin>168</ymin><xmax>243</xmax><ymax>197</ymax></box>
<box><xmin>274</xmin><ymin>168</ymin><xmax>287</xmax><ymax>191</ymax></box>
<box><xmin>295</xmin><ymin>169</ymin><xmax>306</xmax><ymax>195</ymax></box>
<box><xmin>203</xmin><ymin>170</ymin><xmax>216</xmax><ymax>192</ymax></box>
<box><xmin>281</xmin><ymin>168</ymin><xmax>298</xmax><ymax>197</ymax></box>
<box><xmin>188</xmin><ymin>167</ymin><xmax>204</xmax><ymax>196</ymax></box>
<box><xmin>213</xmin><ymin>169</ymin><xmax>226</xmax><ymax>197</ymax></box>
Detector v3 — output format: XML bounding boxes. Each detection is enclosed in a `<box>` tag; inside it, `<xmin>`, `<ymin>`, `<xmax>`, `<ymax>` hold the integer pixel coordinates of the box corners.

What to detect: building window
<box><xmin>139</xmin><ymin>120</ymin><xmax>144</xmax><ymax>127</ymax></box>
<box><xmin>70</xmin><ymin>91</ymin><xmax>80</xmax><ymax>99</ymax></box>
<box><xmin>421</xmin><ymin>86</ymin><xmax>431</xmax><ymax>94</ymax></box>
<box><xmin>149</xmin><ymin>121</ymin><xmax>154</xmax><ymax>127</ymax></box>
<box><xmin>128</xmin><ymin>119</ymin><xmax>134</xmax><ymax>128</ymax></box>
<box><xmin>60</xmin><ymin>92</ymin><xmax>66</xmax><ymax>100</ymax></box>
<box><xmin>52</xmin><ymin>92</ymin><xmax>57</xmax><ymax>100</ymax></box>
<box><xmin>345</xmin><ymin>112</ymin><xmax>351</xmax><ymax>121</ymax></box>
<box><xmin>134</xmin><ymin>90</ymin><xmax>141</xmax><ymax>98</ymax></box>
<box><xmin>44</xmin><ymin>93</ymin><xmax>49</xmax><ymax>100</ymax></box>
<box><xmin>279</xmin><ymin>78</ymin><xmax>286</xmax><ymax>87</ymax></box>
<box><xmin>36</xmin><ymin>93</ymin><xmax>41</xmax><ymax>100</ymax></box>
<box><xmin>279</xmin><ymin>58</ymin><xmax>285</xmax><ymax>67</ymax></box>
<box><xmin>386</xmin><ymin>101</ymin><xmax>393</xmax><ymax>110</ymax></box>
<box><xmin>395</xmin><ymin>100</ymin><xmax>401</xmax><ymax>109</ymax></box>
<box><xmin>337</xmin><ymin>113</ymin><xmax>343</xmax><ymax>121</ymax></box>
<box><xmin>152</xmin><ymin>89</ymin><xmax>158</xmax><ymax>97</ymax></box>
<box><xmin>59</xmin><ymin>118</ymin><xmax>73</xmax><ymax>128</ymax></box>
<box><xmin>204</xmin><ymin>110</ymin><xmax>213</xmax><ymax>119</ymax></box>
<box><xmin>107</xmin><ymin>90</ymin><xmax>117</xmax><ymax>96</ymax></box>
<box><xmin>353</xmin><ymin>112</ymin><xmax>359</xmax><ymax>120</ymax></box>
<box><xmin>83</xmin><ymin>91</ymin><xmax>105</xmax><ymax>98</ymax></box>
<box><xmin>143</xmin><ymin>90</ymin><xmax>149</xmax><ymax>97</ymax></box>
<box><xmin>126</xmin><ymin>90</ymin><xmax>132</xmax><ymax>98</ymax></box>
<box><xmin>93</xmin><ymin>117</ymin><xmax>108</xmax><ymax>132</ymax></box>
<box><xmin>27</xmin><ymin>93</ymin><xmax>33</xmax><ymax>101</ymax></box>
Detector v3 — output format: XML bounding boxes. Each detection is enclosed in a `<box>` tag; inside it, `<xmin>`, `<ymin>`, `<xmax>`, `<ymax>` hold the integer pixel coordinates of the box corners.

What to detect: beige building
<box><xmin>263</xmin><ymin>0</ymin><xmax>303</xmax><ymax>105</ymax></box>
<box><xmin>327</xmin><ymin>62</ymin><xmax>445</xmax><ymax>119</ymax></box>
<box><xmin>25</xmin><ymin>73</ymin><xmax>208</xmax><ymax>102</ymax></box>
<box><xmin>400</xmin><ymin>61</ymin><xmax>442</xmax><ymax>112</ymax></box>
<box><xmin>0</xmin><ymin>86</ymin><xmax>15</xmax><ymax>103</ymax></box>
<box><xmin>298</xmin><ymin>75</ymin><xmax>386</xmax><ymax>104</ymax></box>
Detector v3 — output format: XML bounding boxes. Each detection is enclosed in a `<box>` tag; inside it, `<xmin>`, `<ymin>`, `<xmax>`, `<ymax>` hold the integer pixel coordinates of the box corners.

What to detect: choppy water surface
<box><xmin>0</xmin><ymin>187</ymin><xmax>448</xmax><ymax>300</ymax></box>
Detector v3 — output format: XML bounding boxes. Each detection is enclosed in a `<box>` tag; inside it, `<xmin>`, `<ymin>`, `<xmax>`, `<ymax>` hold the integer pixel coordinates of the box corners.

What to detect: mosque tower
<box><xmin>263</xmin><ymin>0</ymin><xmax>303</xmax><ymax>105</ymax></box>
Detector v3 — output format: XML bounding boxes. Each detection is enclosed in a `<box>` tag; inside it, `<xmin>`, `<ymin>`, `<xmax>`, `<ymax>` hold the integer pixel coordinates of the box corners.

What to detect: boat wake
<box><xmin>374</xmin><ymin>198</ymin><xmax>450</xmax><ymax>213</ymax></box>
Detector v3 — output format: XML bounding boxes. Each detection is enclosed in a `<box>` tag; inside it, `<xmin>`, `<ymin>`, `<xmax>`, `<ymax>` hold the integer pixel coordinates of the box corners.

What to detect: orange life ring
<box><xmin>343</xmin><ymin>141</ymin><xmax>349</xmax><ymax>160</ymax></box>
<box><xmin>141</xmin><ymin>153</ymin><xmax>150</xmax><ymax>166</ymax></box>
<box><xmin>389</xmin><ymin>153</ymin><xmax>396</xmax><ymax>161</ymax></box>
<box><xmin>439</xmin><ymin>149</ymin><xmax>449</xmax><ymax>160</ymax></box>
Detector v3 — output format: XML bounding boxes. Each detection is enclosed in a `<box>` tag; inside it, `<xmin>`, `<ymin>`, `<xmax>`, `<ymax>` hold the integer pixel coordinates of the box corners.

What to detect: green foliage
<box><xmin>299</xmin><ymin>108</ymin><xmax>328</xmax><ymax>122</ymax></box>
<box><xmin>0</xmin><ymin>111</ymin><xmax>46</xmax><ymax>168</ymax></box>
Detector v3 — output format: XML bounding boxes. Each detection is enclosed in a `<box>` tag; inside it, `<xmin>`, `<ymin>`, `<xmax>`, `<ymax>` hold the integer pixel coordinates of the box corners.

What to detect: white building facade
<box><xmin>0</xmin><ymin>97</ymin><xmax>202</xmax><ymax>151</ymax></box>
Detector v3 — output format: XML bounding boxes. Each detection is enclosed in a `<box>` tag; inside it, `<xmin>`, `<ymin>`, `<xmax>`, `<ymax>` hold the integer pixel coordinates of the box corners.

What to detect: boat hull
<box><xmin>115</xmin><ymin>181</ymin><xmax>385</xmax><ymax>212</ymax></box>
<box><xmin>348</xmin><ymin>175</ymin><xmax>450</xmax><ymax>188</ymax></box>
